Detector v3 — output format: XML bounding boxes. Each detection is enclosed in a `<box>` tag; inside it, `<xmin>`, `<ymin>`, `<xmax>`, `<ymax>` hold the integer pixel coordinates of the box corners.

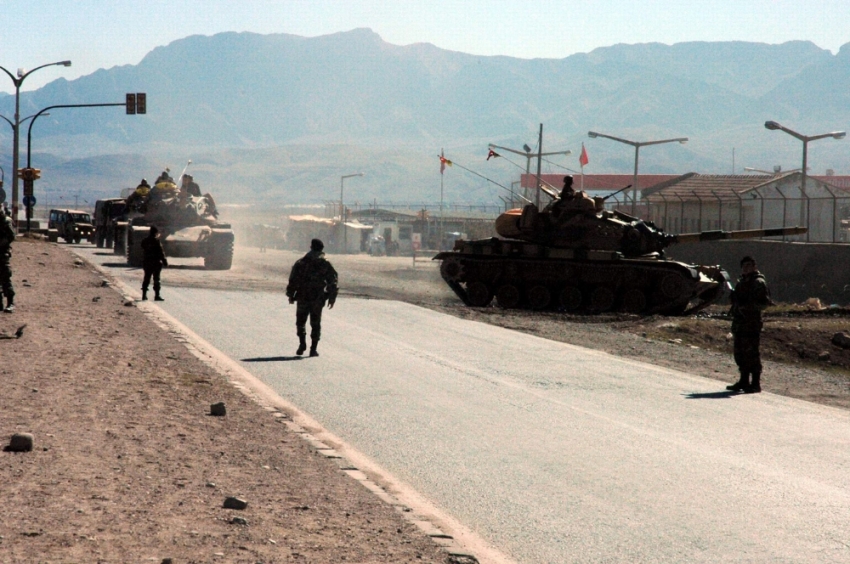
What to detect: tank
<box><xmin>122</xmin><ymin>178</ymin><xmax>235</xmax><ymax>270</ymax></box>
<box><xmin>434</xmin><ymin>188</ymin><xmax>806</xmax><ymax>315</ymax></box>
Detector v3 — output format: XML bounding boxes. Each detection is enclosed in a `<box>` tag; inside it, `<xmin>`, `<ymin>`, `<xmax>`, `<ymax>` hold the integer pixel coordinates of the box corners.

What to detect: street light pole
<box><xmin>764</xmin><ymin>120</ymin><xmax>845</xmax><ymax>240</ymax></box>
<box><xmin>340</xmin><ymin>172</ymin><xmax>364</xmax><ymax>253</ymax></box>
<box><xmin>587</xmin><ymin>131</ymin><xmax>688</xmax><ymax>215</ymax></box>
<box><xmin>0</xmin><ymin>60</ymin><xmax>71</xmax><ymax>230</ymax></box>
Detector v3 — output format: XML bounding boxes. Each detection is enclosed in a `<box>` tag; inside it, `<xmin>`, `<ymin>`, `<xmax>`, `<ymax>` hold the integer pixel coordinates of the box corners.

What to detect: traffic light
<box><xmin>126</xmin><ymin>93</ymin><xmax>136</xmax><ymax>115</ymax></box>
<box><xmin>17</xmin><ymin>168</ymin><xmax>41</xmax><ymax>181</ymax></box>
<box><xmin>136</xmin><ymin>92</ymin><xmax>146</xmax><ymax>114</ymax></box>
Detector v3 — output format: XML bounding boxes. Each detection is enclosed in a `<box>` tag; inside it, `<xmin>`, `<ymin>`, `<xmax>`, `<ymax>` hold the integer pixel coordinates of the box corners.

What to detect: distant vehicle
<box><xmin>47</xmin><ymin>209</ymin><xmax>95</xmax><ymax>244</ymax></box>
<box><xmin>93</xmin><ymin>198</ymin><xmax>128</xmax><ymax>249</ymax></box>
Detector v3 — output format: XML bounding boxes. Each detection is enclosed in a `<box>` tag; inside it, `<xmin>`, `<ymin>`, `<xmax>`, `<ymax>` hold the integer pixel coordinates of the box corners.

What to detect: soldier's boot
<box><xmin>296</xmin><ymin>335</ymin><xmax>307</xmax><ymax>356</ymax></box>
<box><xmin>141</xmin><ymin>289</ymin><xmax>148</xmax><ymax>301</ymax></box>
<box><xmin>746</xmin><ymin>372</ymin><xmax>761</xmax><ymax>394</ymax></box>
<box><xmin>154</xmin><ymin>291</ymin><xmax>164</xmax><ymax>302</ymax></box>
<box><xmin>726</xmin><ymin>372</ymin><xmax>749</xmax><ymax>392</ymax></box>
<box><xmin>3</xmin><ymin>295</ymin><xmax>13</xmax><ymax>313</ymax></box>
<box><xmin>309</xmin><ymin>338</ymin><xmax>319</xmax><ymax>357</ymax></box>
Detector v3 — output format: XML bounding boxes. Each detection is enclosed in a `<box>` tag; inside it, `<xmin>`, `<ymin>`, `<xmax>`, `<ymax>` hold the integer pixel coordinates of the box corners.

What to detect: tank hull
<box><xmin>434</xmin><ymin>238</ymin><xmax>730</xmax><ymax>316</ymax></box>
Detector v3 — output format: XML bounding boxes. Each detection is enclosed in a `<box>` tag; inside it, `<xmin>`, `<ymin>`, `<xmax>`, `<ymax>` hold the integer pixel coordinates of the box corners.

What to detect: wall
<box><xmin>666</xmin><ymin>240</ymin><xmax>850</xmax><ymax>305</ymax></box>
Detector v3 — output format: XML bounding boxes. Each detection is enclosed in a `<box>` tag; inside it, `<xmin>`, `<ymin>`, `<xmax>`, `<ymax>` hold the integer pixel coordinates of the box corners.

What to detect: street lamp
<box><xmin>0</xmin><ymin>59</ymin><xmax>71</xmax><ymax>229</ymax></box>
<box><xmin>764</xmin><ymin>120</ymin><xmax>845</xmax><ymax>238</ymax></box>
<box><xmin>587</xmin><ymin>131</ymin><xmax>688</xmax><ymax>215</ymax></box>
<box><xmin>487</xmin><ymin>143</ymin><xmax>571</xmax><ymax>205</ymax></box>
<box><xmin>340</xmin><ymin>172</ymin><xmax>364</xmax><ymax>253</ymax></box>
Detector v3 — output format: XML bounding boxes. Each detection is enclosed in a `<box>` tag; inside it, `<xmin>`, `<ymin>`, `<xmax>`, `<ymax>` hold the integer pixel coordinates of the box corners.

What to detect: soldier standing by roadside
<box><xmin>727</xmin><ymin>256</ymin><xmax>771</xmax><ymax>393</ymax></box>
<box><xmin>0</xmin><ymin>206</ymin><xmax>16</xmax><ymax>312</ymax></box>
<box><xmin>141</xmin><ymin>226</ymin><xmax>168</xmax><ymax>301</ymax></box>
<box><xmin>286</xmin><ymin>238</ymin><xmax>337</xmax><ymax>357</ymax></box>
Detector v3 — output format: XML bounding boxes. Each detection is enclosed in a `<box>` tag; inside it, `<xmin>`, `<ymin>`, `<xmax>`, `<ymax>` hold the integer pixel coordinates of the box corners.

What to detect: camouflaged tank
<box><xmin>434</xmin><ymin>187</ymin><xmax>805</xmax><ymax>315</ymax></box>
<box><xmin>122</xmin><ymin>179</ymin><xmax>234</xmax><ymax>270</ymax></box>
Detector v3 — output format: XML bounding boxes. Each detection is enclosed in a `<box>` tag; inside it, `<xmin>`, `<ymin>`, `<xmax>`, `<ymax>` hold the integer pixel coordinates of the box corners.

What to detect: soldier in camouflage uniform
<box><xmin>726</xmin><ymin>256</ymin><xmax>771</xmax><ymax>393</ymax></box>
<box><xmin>0</xmin><ymin>206</ymin><xmax>16</xmax><ymax>313</ymax></box>
<box><xmin>286</xmin><ymin>238</ymin><xmax>338</xmax><ymax>357</ymax></box>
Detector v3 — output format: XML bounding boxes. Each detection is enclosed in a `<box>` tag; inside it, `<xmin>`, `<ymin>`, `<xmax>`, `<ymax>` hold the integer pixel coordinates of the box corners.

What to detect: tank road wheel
<box><xmin>589</xmin><ymin>286</ymin><xmax>615</xmax><ymax>312</ymax></box>
<box><xmin>496</xmin><ymin>284</ymin><xmax>521</xmax><ymax>309</ymax></box>
<box><xmin>466</xmin><ymin>281</ymin><xmax>493</xmax><ymax>307</ymax></box>
<box><xmin>661</xmin><ymin>273</ymin><xmax>687</xmax><ymax>299</ymax></box>
<box><xmin>440</xmin><ymin>257</ymin><xmax>465</xmax><ymax>282</ymax></box>
<box><xmin>528</xmin><ymin>285</ymin><xmax>552</xmax><ymax>310</ymax></box>
<box><xmin>621</xmin><ymin>289</ymin><xmax>648</xmax><ymax>314</ymax></box>
<box><xmin>559</xmin><ymin>286</ymin><xmax>583</xmax><ymax>312</ymax></box>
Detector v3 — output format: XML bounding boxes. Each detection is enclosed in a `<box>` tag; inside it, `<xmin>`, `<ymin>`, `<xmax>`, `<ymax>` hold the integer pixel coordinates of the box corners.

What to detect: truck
<box><xmin>47</xmin><ymin>209</ymin><xmax>95</xmax><ymax>244</ymax></box>
<box><xmin>93</xmin><ymin>198</ymin><xmax>128</xmax><ymax>249</ymax></box>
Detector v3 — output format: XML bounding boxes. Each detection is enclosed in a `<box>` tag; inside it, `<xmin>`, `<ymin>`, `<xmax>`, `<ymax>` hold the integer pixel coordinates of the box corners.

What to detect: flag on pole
<box><xmin>439</xmin><ymin>153</ymin><xmax>452</xmax><ymax>174</ymax></box>
<box><xmin>486</xmin><ymin>149</ymin><xmax>500</xmax><ymax>161</ymax></box>
<box><xmin>579</xmin><ymin>143</ymin><xmax>589</xmax><ymax>167</ymax></box>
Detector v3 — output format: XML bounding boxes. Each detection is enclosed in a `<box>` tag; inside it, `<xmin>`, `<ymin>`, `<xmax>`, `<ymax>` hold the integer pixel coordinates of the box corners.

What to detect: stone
<box><xmin>230</xmin><ymin>516</ymin><xmax>248</xmax><ymax>525</ymax></box>
<box><xmin>818</xmin><ymin>351</ymin><xmax>831</xmax><ymax>361</ymax></box>
<box><xmin>7</xmin><ymin>432</ymin><xmax>34</xmax><ymax>452</ymax></box>
<box><xmin>831</xmin><ymin>332</ymin><xmax>850</xmax><ymax>349</ymax></box>
<box><xmin>223</xmin><ymin>496</ymin><xmax>248</xmax><ymax>510</ymax></box>
<box><xmin>210</xmin><ymin>402</ymin><xmax>227</xmax><ymax>416</ymax></box>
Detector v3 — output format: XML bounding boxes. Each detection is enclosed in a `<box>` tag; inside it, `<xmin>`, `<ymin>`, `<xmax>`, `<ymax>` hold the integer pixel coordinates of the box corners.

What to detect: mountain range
<box><xmin>1</xmin><ymin>29</ymin><xmax>848</xmax><ymax>208</ymax></box>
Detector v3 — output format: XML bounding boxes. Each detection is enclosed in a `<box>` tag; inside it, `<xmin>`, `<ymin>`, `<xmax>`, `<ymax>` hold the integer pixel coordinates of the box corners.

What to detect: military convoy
<box><xmin>92</xmin><ymin>172</ymin><xmax>234</xmax><ymax>270</ymax></box>
<box><xmin>434</xmin><ymin>184</ymin><xmax>805</xmax><ymax>315</ymax></box>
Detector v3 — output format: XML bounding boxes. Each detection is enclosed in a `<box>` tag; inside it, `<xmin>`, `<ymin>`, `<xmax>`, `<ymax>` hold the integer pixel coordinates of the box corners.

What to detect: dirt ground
<box><xmin>3</xmin><ymin>236</ymin><xmax>849</xmax><ymax>563</ymax></box>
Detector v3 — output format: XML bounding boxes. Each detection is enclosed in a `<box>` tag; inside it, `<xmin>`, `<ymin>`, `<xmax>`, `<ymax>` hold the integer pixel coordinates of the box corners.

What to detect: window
<box><xmin>398</xmin><ymin>225</ymin><xmax>412</xmax><ymax>240</ymax></box>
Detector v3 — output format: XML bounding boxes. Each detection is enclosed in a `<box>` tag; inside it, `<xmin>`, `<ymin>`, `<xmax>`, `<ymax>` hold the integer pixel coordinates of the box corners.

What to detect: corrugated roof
<box><xmin>642</xmin><ymin>173</ymin><xmax>791</xmax><ymax>202</ymax></box>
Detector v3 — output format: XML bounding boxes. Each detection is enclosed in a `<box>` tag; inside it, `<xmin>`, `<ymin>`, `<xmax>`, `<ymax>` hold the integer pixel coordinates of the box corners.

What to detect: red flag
<box><xmin>486</xmin><ymin>149</ymin><xmax>500</xmax><ymax>161</ymax></box>
<box><xmin>439</xmin><ymin>154</ymin><xmax>452</xmax><ymax>174</ymax></box>
<box><xmin>579</xmin><ymin>144</ymin><xmax>589</xmax><ymax>167</ymax></box>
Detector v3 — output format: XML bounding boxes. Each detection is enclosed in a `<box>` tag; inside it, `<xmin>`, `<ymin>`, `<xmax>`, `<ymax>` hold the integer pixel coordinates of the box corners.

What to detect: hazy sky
<box><xmin>1</xmin><ymin>0</ymin><xmax>848</xmax><ymax>93</ymax></box>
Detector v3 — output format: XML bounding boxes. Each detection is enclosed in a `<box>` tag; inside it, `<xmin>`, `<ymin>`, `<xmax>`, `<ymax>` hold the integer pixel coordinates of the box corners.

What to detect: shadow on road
<box><xmin>242</xmin><ymin>356</ymin><xmax>304</xmax><ymax>362</ymax></box>
<box><xmin>684</xmin><ymin>390</ymin><xmax>741</xmax><ymax>400</ymax></box>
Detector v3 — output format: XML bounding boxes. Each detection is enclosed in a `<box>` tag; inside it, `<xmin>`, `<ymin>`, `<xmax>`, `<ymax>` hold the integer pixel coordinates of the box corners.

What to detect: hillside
<box><xmin>0</xmin><ymin>30</ymin><xmax>847</xmax><ymax>206</ymax></box>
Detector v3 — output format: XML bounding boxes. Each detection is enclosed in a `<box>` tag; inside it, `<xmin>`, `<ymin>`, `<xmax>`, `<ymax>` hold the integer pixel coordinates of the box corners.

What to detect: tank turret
<box><xmin>434</xmin><ymin>186</ymin><xmax>807</xmax><ymax>315</ymax></box>
<box><xmin>494</xmin><ymin>190</ymin><xmax>806</xmax><ymax>258</ymax></box>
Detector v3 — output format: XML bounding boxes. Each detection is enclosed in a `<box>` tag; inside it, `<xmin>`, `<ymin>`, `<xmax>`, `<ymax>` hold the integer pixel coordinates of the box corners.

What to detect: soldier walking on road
<box><xmin>727</xmin><ymin>256</ymin><xmax>771</xmax><ymax>393</ymax></box>
<box><xmin>286</xmin><ymin>238</ymin><xmax>338</xmax><ymax>357</ymax></box>
<box><xmin>0</xmin><ymin>206</ymin><xmax>16</xmax><ymax>312</ymax></box>
<box><xmin>141</xmin><ymin>226</ymin><xmax>168</xmax><ymax>301</ymax></box>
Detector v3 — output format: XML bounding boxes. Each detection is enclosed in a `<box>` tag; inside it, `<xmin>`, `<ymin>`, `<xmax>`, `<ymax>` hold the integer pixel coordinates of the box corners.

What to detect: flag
<box><xmin>579</xmin><ymin>143</ymin><xmax>589</xmax><ymax>167</ymax></box>
<box><xmin>486</xmin><ymin>149</ymin><xmax>500</xmax><ymax>161</ymax></box>
<box><xmin>439</xmin><ymin>154</ymin><xmax>452</xmax><ymax>174</ymax></box>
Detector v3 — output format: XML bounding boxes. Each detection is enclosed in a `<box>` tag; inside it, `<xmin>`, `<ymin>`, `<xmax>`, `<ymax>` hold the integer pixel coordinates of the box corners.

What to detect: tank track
<box><xmin>434</xmin><ymin>238</ymin><xmax>729</xmax><ymax>316</ymax></box>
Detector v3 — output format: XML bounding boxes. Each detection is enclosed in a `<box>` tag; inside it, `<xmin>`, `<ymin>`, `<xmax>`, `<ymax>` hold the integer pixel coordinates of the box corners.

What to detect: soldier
<box><xmin>181</xmin><ymin>174</ymin><xmax>201</xmax><ymax>197</ymax></box>
<box><xmin>141</xmin><ymin>226</ymin><xmax>168</xmax><ymax>301</ymax></box>
<box><xmin>286</xmin><ymin>238</ymin><xmax>338</xmax><ymax>357</ymax></box>
<box><xmin>0</xmin><ymin>206</ymin><xmax>16</xmax><ymax>313</ymax></box>
<box><xmin>726</xmin><ymin>256</ymin><xmax>771</xmax><ymax>393</ymax></box>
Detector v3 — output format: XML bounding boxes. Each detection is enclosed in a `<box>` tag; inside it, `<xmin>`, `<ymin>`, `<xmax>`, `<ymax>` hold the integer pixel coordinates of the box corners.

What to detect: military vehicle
<box><xmin>47</xmin><ymin>209</ymin><xmax>95</xmax><ymax>244</ymax></box>
<box><xmin>122</xmin><ymin>176</ymin><xmax>234</xmax><ymax>270</ymax></box>
<box><xmin>93</xmin><ymin>198</ymin><xmax>128</xmax><ymax>249</ymax></box>
<box><xmin>434</xmin><ymin>186</ymin><xmax>805</xmax><ymax>315</ymax></box>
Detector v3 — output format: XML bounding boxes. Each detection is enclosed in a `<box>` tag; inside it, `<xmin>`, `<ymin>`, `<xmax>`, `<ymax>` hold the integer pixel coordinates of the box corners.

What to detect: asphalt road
<box><xmin>79</xmin><ymin>247</ymin><xmax>850</xmax><ymax>564</ymax></box>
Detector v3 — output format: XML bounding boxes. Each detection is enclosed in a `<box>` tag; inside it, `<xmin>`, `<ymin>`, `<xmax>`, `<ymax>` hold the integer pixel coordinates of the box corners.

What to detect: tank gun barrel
<box><xmin>673</xmin><ymin>226</ymin><xmax>807</xmax><ymax>244</ymax></box>
<box><xmin>601</xmin><ymin>184</ymin><xmax>632</xmax><ymax>202</ymax></box>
